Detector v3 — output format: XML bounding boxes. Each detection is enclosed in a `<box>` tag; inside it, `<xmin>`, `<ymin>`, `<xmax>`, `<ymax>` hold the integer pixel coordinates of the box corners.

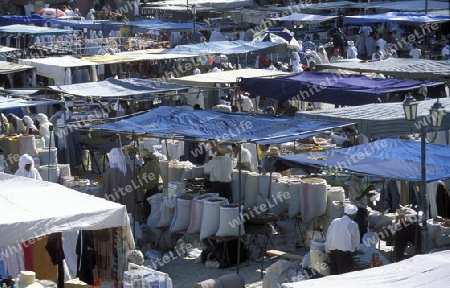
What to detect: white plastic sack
<box><xmin>301</xmin><ymin>178</ymin><xmax>327</xmax><ymax>223</ymax></box>
<box><xmin>199</xmin><ymin>197</ymin><xmax>229</xmax><ymax>239</ymax></box>
<box><xmin>187</xmin><ymin>193</ymin><xmax>218</xmax><ymax>234</ymax></box>
<box><xmin>156</xmin><ymin>197</ymin><xmax>175</xmax><ymax>228</ymax></box>
<box><xmin>244</xmin><ymin>172</ymin><xmax>259</xmax><ymax>208</ymax></box>
<box><xmin>169</xmin><ymin>196</ymin><xmax>193</xmax><ymax>233</ymax></box>
<box><xmin>147</xmin><ymin>193</ymin><xmax>164</xmax><ymax>228</ymax></box>
<box><xmin>216</xmin><ymin>204</ymin><xmax>245</xmax><ymax>237</ymax></box>
<box><xmin>288</xmin><ymin>181</ymin><xmax>302</xmax><ymax>218</ymax></box>
<box><xmin>269</xmin><ymin>180</ymin><xmax>288</xmax><ymax>216</ymax></box>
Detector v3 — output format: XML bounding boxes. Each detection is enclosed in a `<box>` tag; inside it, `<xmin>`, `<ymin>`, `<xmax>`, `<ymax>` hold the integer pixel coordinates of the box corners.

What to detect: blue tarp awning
<box><xmin>88</xmin><ymin>106</ymin><xmax>351</xmax><ymax>143</ymax></box>
<box><xmin>0</xmin><ymin>96</ymin><xmax>61</xmax><ymax>111</ymax></box>
<box><xmin>344</xmin><ymin>12</ymin><xmax>450</xmax><ymax>24</ymax></box>
<box><xmin>48</xmin><ymin>78</ymin><xmax>189</xmax><ymax>97</ymax></box>
<box><xmin>275</xmin><ymin>139</ymin><xmax>450</xmax><ymax>182</ymax></box>
<box><xmin>161</xmin><ymin>40</ymin><xmax>285</xmax><ymax>55</ymax></box>
<box><xmin>0</xmin><ymin>15</ymin><xmax>47</xmax><ymax>26</ymax></box>
<box><xmin>0</xmin><ymin>24</ymin><xmax>77</xmax><ymax>35</ymax></box>
<box><xmin>238</xmin><ymin>72</ymin><xmax>445</xmax><ymax>106</ymax></box>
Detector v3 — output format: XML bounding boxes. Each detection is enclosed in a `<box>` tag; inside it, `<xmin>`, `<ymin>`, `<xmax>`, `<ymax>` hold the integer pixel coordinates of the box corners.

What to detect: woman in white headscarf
<box><xmin>23</xmin><ymin>115</ymin><xmax>38</xmax><ymax>134</ymax></box>
<box><xmin>103</xmin><ymin>148</ymin><xmax>138</xmax><ymax>220</ymax></box>
<box><xmin>15</xmin><ymin>154</ymin><xmax>42</xmax><ymax>180</ymax></box>
<box><xmin>35</xmin><ymin>113</ymin><xmax>53</xmax><ymax>147</ymax></box>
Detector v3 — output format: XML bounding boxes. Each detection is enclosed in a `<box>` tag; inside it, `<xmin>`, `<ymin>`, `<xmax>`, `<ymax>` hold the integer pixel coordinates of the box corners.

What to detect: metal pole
<box><xmin>425</xmin><ymin>0</ymin><xmax>428</xmax><ymax>14</ymax></box>
<box><xmin>420</xmin><ymin>126</ymin><xmax>428</xmax><ymax>254</ymax></box>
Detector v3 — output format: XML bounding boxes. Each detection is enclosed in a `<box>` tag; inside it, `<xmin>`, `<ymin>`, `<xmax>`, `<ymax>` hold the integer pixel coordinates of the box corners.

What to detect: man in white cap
<box><xmin>325</xmin><ymin>204</ymin><xmax>360</xmax><ymax>275</ymax></box>
<box><xmin>15</xmin><ymin>154</ymin><xmax>42</xmax><ymax>180</ymax></box>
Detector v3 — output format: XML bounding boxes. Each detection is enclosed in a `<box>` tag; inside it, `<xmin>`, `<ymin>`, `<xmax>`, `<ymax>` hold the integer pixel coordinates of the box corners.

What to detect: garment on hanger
<box><xmin>76</xmin><ymin>230</ymin><xmax>96</xmax><ymax>285</ymax></box>
<box><xmin>45</xmin><ymin>232</ymin><xmax>65</xmax><ymax>288</ymax></box>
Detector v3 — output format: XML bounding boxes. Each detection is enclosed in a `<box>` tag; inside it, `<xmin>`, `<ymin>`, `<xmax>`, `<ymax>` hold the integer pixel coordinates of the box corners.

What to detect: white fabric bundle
<box><xmin>300</xmin><ymin>178</ymin><xmax>327</xmax><ymax>223</ymax></box>
<box><xmin>326</xmin><ymin>186</ymin><xmax>345</xmax><ymax>216</ymax></box>
<box><xmin>269</xmin><ymin>180</ymin><xmax>288</xmax><ymax>216</ymax></box>
<box><xmin>232</xmin><ymin>169</ymin><xmax>248</xmax><ymax>204</ymax></box>
<box><xmin>38</xmin><ymin>147</ymin><xmax>57</xmax><ymax>165</ymax></box>
<box><xmin>147</xmin><ymin>193</ymin><xmax>164</xmax><ymax>228</ymax></box>
<box><xmin>58</xmin><ymin>164</ymin><xmax>71</xmax><ymax>177</ymax></box>
<box><xmin>216</xmin><ymin>204</ymin><xmax>246</xmax><ymax>237</ymax></box>
<box><xmin>156</xmin><ymin>197</ymin><xmax>175</xmax><ymax>228</ymax></box>
<box><xmin>288</xmin><ymin>181</ymin><xmax>303</xmax><ymax>218</ymax></box>
<box><xmin>200</xmin><ymin>197</ymin><xmax>229</xmax><ymax>239</ymax></box>
<box><xmin>19</xmin><ymin>135</ymin><xmax>38</xmax><ymax>157</ymax></box>
<box><xmin>169</xmin><ymin>196</ymin><xmax>193</xmax><ymax>233</ymax></box>
<box><xmin>244</xmin><ymin>172</ymin><xmax>259</xmax><ymax>208</ymax></box>
<box><xmin>39</xmin><ymin>165</ymin><xmax>60</xmax><ymax>183</ymax></box>
<box><xmin>159</xmin><ymin>160</ymin><xmax>170</xmax><ymax>188</ymax></box>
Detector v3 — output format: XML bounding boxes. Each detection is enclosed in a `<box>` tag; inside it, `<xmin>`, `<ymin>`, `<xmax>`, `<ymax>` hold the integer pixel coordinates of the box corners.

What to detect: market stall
<box><xmin>0</xmin><ymin>172</ymin><xmax>133</xmax><ymax>285</ymax></box>
<box><xmin>84</xmin><ymin>106</ymin><xmax>352</xmax><ymax>272</ymax></box>
<box><xmin>19</xmin><ymin>56</ymin><xmax>98</xmax><ymax>85</ymax></box>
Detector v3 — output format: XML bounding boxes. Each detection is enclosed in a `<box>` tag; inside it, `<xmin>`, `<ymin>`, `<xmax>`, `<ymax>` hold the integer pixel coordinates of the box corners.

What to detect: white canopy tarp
<box><xmin>268</xmin><ymin>12</ymin><xmax>338</xmax><ymax>23</ymax></box>
<box><xmin>0</xmin><ymin>61</ymin><xmax>34</xmax><ymax>75</ymax></box>
<box><xmin>19</xmin><ymin>56</ymin><xmax>98</xmax><ymax>85</ymax></box>
<box><xmin>168</xmin><ymin>68</ymin><xmax>289</xmax><ymax>87</ymax></box>
<box><xmin>0</xmin><ymin>172</ymin><xmax>128</xmax><ymax>247</ymax></box>
<box><xmin>282</xmin><ymin>250</ymin><xmax>450</xmax><ymax>288</ymax></box>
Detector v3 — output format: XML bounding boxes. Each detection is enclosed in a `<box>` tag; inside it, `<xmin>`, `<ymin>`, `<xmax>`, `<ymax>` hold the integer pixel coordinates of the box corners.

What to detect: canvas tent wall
<box><xmin>0</xmin><ymin>61</ymin><xmax>36</xmax><ymax>88</ymax></box>
<box><xmin>19</xmin><ymin>56</ymin><xmax>98</xmax><ymax>85</ymax></box>
<box><xmin>0</xmin><ymin>172</ymin><xmax>133</xmax><ymax>279</ymax></box>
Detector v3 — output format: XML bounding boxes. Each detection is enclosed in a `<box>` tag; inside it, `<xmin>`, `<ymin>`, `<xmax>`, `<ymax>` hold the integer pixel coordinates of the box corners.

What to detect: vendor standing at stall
<box><xmin>348</xmin><ymin>174</ymin><xmax>375</xmax><ymax>242</ymax></box>
<box><xmin>325</xmin><ymin>204</ymin><xmax>360</xmax><ymax>275</ymax></box>
<box><xmin>203</xmin><ymin>144</ymin><xmax>236</xmax><ymax>203</ymax></box>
